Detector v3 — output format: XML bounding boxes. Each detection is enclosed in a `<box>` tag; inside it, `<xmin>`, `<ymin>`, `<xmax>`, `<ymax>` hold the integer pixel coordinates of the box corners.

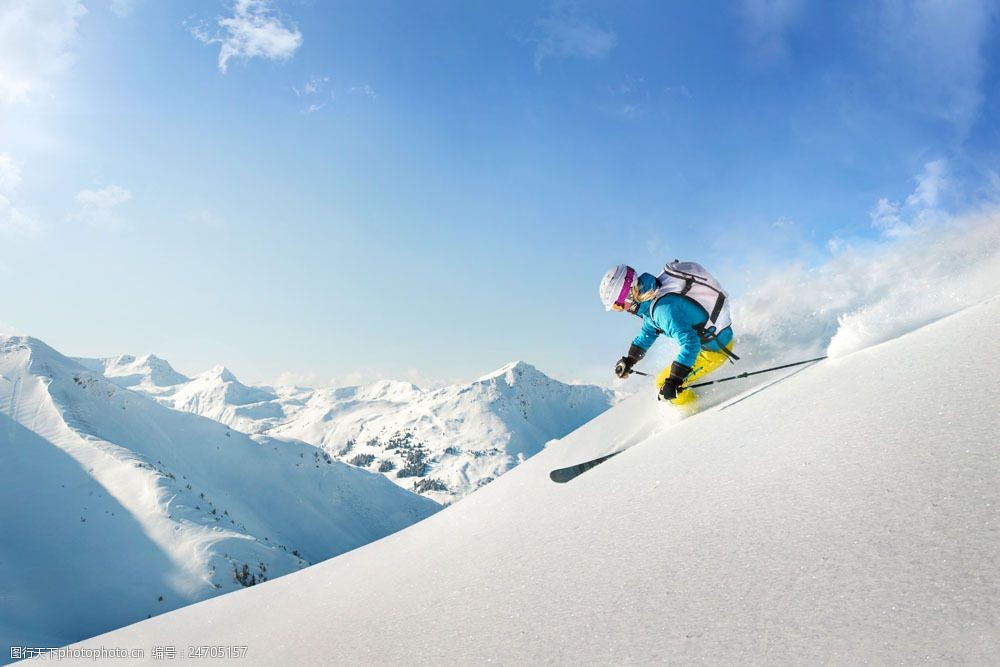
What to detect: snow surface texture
<box><xmin>0</xmin><ymin>338</ymin><xmax>439</xmax><ymax>656</ymax></box>
<box><xmin>82</xmin><ymin>355</ymin><xmax>615</xmax><ymax>504</ymax></box>
<box><xmin>56</xmin><ymin>297</ymin><xmax>1000</xmax><ymax>665</ymax></box>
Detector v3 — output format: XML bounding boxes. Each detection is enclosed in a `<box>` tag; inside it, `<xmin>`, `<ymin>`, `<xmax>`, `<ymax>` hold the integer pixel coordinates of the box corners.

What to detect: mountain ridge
<box><xmin>82</xmin><ymin>353</ymin><xmax>616</xmax><ymax>503</ymax></box>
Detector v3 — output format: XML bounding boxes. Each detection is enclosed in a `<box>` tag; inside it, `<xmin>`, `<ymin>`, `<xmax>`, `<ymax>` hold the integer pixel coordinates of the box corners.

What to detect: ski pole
<box><xmin>683</xmin><ymin>355</ymin><xmax>827</xmax><ymax>389</ymax></box>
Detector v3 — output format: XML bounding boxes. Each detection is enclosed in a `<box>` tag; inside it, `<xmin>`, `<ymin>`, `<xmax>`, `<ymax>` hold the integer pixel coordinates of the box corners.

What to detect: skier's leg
<box><xmin>669</xmin><ymin>343</ymin><xmax>734</xmax><ymax>405</ymax></box>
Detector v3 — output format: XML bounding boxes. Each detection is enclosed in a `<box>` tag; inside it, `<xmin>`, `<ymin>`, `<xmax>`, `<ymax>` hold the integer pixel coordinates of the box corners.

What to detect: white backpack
<box><xmin>652</xmin><ymin>260</ymin><xmax>733</xmax><ymax>341</ymax></box>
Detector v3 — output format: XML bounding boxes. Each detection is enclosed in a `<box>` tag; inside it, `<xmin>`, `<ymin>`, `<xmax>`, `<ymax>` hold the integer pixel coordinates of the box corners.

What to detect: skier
<box><xmin>599</xmin><ymin>262</ymin><xmax>737</xmax><ymax>405</ymax></box>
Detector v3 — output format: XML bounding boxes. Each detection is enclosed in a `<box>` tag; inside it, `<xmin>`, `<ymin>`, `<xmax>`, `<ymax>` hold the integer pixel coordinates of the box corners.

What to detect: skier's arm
<box><xmin>670</xmin><ymin>325</ymin><xmax>702</xmax><ymax>368</ymax></box>
<box><xmin>614</xmin><ymin>319</ymin><xmax>660</xmax><ymax>378</ymax></box>
<box><xmin>651</xmin><ymin>298</ymin><xmax>703</xmax><ymax>368</ymax></box>
<box><xmin>631</xmin><ymin>319</ymin><xmax>661</xmax><ymax>351</ymax></box>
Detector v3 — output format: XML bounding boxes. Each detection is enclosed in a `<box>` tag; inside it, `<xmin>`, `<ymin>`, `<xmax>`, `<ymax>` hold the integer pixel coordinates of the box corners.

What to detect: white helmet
<box><xmin>599</xmin><ymin>264</ymin><xmax>637</xmax><ymax>311</ymax></box>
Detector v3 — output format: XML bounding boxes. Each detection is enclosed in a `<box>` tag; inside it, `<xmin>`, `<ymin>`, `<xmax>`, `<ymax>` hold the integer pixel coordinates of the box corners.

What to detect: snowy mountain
<box><xmin>89</xmin><ymin>356</ymin><xmax>616</xmax><ymax>504</ymax></box>
<box><xmin>0</xmin><ymin>336</ymin><xmax>439</xmax><ymax>656</ymax></box>
<box><xmin>73</xmin><ymin>353</ymin><xmax>191</xmax><ymax>389</ymax></box>
<box><xmin>66</xmin><ymin>296</ymin><xmax>1000</xmax><ymax>665</ymax></box>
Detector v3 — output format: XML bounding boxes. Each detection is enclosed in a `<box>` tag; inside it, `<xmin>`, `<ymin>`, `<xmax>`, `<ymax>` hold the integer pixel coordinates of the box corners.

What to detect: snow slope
<box><xmin>89</xmin><ymin>357</ymin><xmax>615</xmax><ymax>504</ymax></box>
<box><xmin>59</xmin><ymin>297</ymin><xmax>1000</xmax><ymax>664</ymax></box>
<box><xmin>0</xmin><ymin>337</ymin><xmax>439</xmax><ymax>657</ymax></box>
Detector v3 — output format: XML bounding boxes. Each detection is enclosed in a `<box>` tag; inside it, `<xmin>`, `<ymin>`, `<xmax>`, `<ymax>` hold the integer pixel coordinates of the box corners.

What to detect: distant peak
<box><xmin>476</xmin><ymin>361</ymin><xmax>544</xmax><ymax>383</ymax></box>
<box><xmin>1</xmin><ymin>335</ymin><xmax>57</xmax><ymax>358</ymax></box>
<box><xmin>203</xmin><ymin>365</ymin><xmax>239</xmax><ymax>383</ymax></box>
<box><xmin>98</xmin><ymin>351</ymin><xmax>189</xmax><ymax>387</ymax></box>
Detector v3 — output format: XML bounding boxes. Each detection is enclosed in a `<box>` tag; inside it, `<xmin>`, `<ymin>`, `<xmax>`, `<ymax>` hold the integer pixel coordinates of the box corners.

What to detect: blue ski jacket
<box><xmin>630</xmin><ymin>272</ymin><xmax>734</xmax><ymax>367</ymax></box>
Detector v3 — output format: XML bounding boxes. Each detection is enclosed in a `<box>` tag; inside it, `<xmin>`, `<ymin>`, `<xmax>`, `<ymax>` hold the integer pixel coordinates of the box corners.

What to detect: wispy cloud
<box><xmin>293</xmin><ymin>75</ymin><xmax>329</xmax><ymax>97</ymax></box>
<box><xmin>0</xmin><ymin>153</ymin><xmax>39</xmax><ymax>236</ymax></box>
<box><xmin>869</xmin><ymin>197</ymin><xmax>905</xmax><ymax>237</ymax></box>
<box><xmin>870</xmin><ymin>159</ymin><xmax>949</xmax><ymax>237</ymax></box>
<box><xmin>905</xmin><ymin>158</ymin><xmax>947</xmax><ymax>209</ymax></box>
<box><xmin>292</xmin><ymin>76</ymin><xmax>334</xmax><ymax>113</ymax></box>
<box><xmin>873</xmin><ymin>0</ymin><xmax>994</xmax><ymax>134</ymax></box>
<box><xmin>531</xmin><ymin>5</ymin><xmax>616</xmax><ymax>71</ymax></box>
<box><xmin>742</xmin><ymin>0</ymin><xmax>803</xmax><ymax>61</ymax></box>
<box><xmin>192</xmin><ymin>0</ymin><xmax>303</xmax><ymax>74</ymax></box>
<box><xmin>0</xmin><ymin>0</ymin><xmax>86</xmax><ymax>104</ymax></box>
<box><xmin>74</xmin><ymin>184</ymin><xmax>132</xmax><ymax>229</ymax></box>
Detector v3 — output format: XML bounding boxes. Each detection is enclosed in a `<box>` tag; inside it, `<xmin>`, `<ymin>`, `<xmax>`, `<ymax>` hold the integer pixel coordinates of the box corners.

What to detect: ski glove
<box><xmin>615</xmin><ymin>345</ymin><xmax>647</xmax><ymax>379</ymax></box>
<box><xmin>658</xmin><ymin>361</ymin><xmax>693</xmax><ymax>401</ymax></box>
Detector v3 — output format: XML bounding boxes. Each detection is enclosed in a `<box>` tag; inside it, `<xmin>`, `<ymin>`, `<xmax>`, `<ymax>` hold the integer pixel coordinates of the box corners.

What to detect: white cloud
<box><xmin>871</xmin><ymin>159</ymin><xmax>950</xmax><ymax>238</ymax></box>
<box><xmin>0</xmin><ymin>153</ymin><xmax>39</xmax><ymax>236</ymax></box>
<box><xmin>294</xmin><ymin>76</ymin><xmax>333</xmax><ymax>113</ymax></box>
<box><xmin>192</xmin><ymin>0</ymin><xmax>303</xmax><ymax>74</ymax></box>
<box><xmin>532</xmin><ymin>7</ymin><xmax>617</xmax><ymax>71</ymax></box>
<box><xmin>304</xmin><ymin>77</ymin><xmax>327</xmax><ymax>95</ymax></box>
<box><xmin>0</xmin><ymin>0</ymin><xmax>86</xmax><ymax>104</ymax></box>
<box><xmin>905</xmin><ymin>158</ymin><xmax>947</xmax><ymax>209</ymax></box>
<box><xmin>294</xmin><ymin>75</ymin><xmax>329</xmax><ymax>97</ymax></box>
<box><xmin>743</xmin><ymin>0</ymin><xmax>803</xmax><ymax>61</ymax></box>
<box><xmin>869</xmin><ymin>197</ymin><xmax>905</xmax><ymax>236</ymax></box>
<box><xmin>75</xmin><ymin>184</ymin><xmax>132</xmax><ymax>229</ymax></box>
<box><xmin>874</xmin><ymin>0</ymin><xmax>994</xmax><ymax>133</ymax></box>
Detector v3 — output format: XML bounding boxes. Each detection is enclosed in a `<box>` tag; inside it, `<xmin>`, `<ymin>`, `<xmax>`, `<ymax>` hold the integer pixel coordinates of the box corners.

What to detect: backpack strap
<box><xmin>708</xmin><ymin>292</ymin><xmax>726</xmax><ymax>326</ymax></box>
<box><xmin>661</xmin><ymin>264</ymin><xmax>726</xmax><ymax>328</ymax></box>
<box><xmin>649</xmin><ymin>295</ymin><xmax>739</xmax><ymax>364</ymax></box>
<box><xmin>698</xmin><ymin>325</ymin><xmax>740</xmax><ymax>363</ymax></box>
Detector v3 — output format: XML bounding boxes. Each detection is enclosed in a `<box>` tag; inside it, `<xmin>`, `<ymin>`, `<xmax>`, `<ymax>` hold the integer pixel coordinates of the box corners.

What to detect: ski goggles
<box><xmin>611</xmin><ymin>266</ymin><xmax>636</xmax><ymax>311</ymax></box>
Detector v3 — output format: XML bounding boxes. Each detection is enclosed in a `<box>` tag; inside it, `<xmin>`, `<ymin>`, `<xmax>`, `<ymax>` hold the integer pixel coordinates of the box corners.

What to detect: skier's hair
<box><xmin>630</xmin><ymin>283</ymin><xmax>659</xmax><ymax>303</ymax></box>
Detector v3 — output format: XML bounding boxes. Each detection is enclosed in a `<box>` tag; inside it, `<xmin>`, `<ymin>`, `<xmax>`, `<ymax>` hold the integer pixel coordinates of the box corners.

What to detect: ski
<box><xmin>549</xmin><ymin>451</ymin><xmax>623</xmax><ymax>483</ymax></box>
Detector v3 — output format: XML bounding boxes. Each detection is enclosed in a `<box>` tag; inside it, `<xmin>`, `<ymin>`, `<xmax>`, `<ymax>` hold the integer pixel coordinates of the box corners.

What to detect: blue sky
<box><xmin>1</xmin><ymin>0</ymin><xmax>998</xmax><ymax>386</ymax></box>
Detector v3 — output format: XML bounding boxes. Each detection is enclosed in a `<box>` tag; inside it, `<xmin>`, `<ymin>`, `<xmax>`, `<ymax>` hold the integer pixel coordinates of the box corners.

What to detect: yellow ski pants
<box><xmin>655</xmin><ymin>343</ymin><xmax>734</xmax><ymax>405</ymax></box>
